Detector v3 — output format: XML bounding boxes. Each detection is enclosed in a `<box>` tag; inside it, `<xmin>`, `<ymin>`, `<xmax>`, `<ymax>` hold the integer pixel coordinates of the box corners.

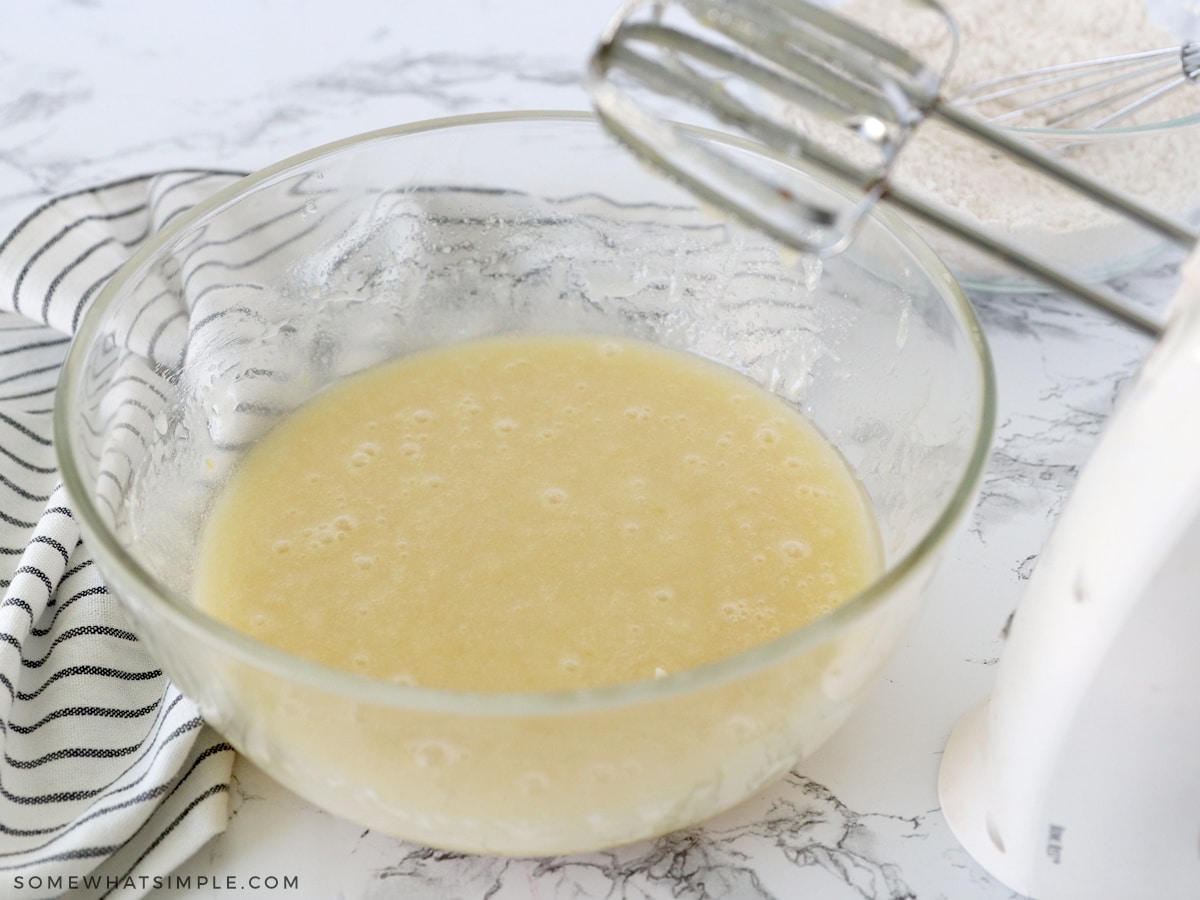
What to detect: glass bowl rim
<box><xmin>55</xmin><ymin>110</ymin><xmax>997</xmax><ymax>717</ymax></box>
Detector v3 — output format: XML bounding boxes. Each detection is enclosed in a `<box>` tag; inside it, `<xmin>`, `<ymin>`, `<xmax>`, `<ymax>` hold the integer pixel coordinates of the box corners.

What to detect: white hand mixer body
<box><xmin>938</xmin><ymin>250</ymin><xmax>1200</xmax><ymax>899</ymax></box>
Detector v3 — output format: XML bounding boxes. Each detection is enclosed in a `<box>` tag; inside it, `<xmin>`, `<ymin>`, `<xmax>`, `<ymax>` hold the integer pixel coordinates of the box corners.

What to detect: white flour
<box><xmin>838</xmin><ymin>0</ymin><xmax>1200</xmax><ymax>284</ymax></box>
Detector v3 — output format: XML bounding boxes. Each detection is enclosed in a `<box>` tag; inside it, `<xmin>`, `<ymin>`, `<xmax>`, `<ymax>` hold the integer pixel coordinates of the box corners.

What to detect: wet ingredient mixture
<box><xmin>194</xmin><ymin>335</ymin><xmax>882</xmax><ymax>692</ymax></box>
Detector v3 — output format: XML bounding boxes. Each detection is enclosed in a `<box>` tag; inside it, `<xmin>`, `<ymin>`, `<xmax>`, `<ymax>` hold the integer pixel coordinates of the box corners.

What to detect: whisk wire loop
<box><xmin>956</xmin><ymin>41</ymin><xmax>1200</xmax><ymax>129</ymax></box>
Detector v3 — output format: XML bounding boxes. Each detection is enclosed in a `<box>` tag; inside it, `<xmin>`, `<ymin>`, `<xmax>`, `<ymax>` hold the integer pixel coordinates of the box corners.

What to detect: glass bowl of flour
<box><xmin>841</xmin><ymin>0</ymin><xmax>1200</xmax><ymax>292</ymax></box>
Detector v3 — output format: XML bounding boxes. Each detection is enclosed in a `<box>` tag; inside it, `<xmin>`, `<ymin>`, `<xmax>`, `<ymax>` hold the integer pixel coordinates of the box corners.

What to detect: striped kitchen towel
<box><xmin>0</xmin><ymin>172</ymin><xmax>247</xmax><ymax>900</ymax></box>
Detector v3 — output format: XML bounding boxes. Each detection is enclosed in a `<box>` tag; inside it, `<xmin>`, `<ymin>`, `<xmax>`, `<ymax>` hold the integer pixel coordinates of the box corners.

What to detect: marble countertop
<box><xmin>1</xmin><ymin>1</ymin><xmax>1174</xmax><ymax>897</ymax></box>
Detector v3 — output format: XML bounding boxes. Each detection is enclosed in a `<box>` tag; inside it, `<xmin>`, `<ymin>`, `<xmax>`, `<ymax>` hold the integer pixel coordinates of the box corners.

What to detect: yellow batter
<box><xmin>194</xmin><ymin>335</ymin><xmax>882</xmax><ymax>692</ymax></box>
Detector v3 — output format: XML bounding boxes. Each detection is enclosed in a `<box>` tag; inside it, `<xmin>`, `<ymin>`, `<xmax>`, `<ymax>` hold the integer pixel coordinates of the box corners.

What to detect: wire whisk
<box><xmin>955</xmin><ymin>41</ymin><xmax>1200</xmax><ymax>129</ymax></box>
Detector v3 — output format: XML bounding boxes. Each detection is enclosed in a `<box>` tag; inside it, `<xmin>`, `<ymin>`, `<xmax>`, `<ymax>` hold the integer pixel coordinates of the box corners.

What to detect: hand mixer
<box><xmin>587</xmin><ymin>0</ymin><xmax>1200</xmax><ymax>336</ymax></box>
<box><xmin>588</xmin><ymin>2</ymin><xmax>1200</xmax><ymax>898</ymax></box>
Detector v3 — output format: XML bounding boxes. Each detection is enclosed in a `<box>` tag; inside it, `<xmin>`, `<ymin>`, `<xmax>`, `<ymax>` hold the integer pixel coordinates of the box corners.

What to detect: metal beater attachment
<box><xmin>588</xmin><ymin>0</ymin><xmax>1200</xmax><ymax>335</ymax></box>
<box><xmin>955</xmin><ymin>41</ymin><xmax>1200</xmax><ymax>129</ymax></box>
<box><xmin>589</xmin><ymin>0</ymin><xmax>953</xmax><ymax>257</ymax></box>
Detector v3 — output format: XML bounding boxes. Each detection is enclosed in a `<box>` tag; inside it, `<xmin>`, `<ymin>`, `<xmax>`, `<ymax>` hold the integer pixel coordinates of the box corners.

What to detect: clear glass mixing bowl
<box><xmin>56</xmin><ymin>111</ymin><xmax>995</xmax><ymax>856</ymax></box>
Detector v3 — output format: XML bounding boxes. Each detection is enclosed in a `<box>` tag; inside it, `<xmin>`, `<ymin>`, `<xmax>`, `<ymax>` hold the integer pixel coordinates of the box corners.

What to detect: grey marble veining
<box><xmin>0</xmin><ymin>0</ymin><xmax>599</xmax><ymax>223</ymax></box>
<box><xmin>364</xmin><ymin>774</ymin><xmax>926</xmax><ymax>900</ymax></box>
<box><xmin>217</xmin><ymin>762</ymin><xmax>1026</xmax><ymax>899</ymax></box>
